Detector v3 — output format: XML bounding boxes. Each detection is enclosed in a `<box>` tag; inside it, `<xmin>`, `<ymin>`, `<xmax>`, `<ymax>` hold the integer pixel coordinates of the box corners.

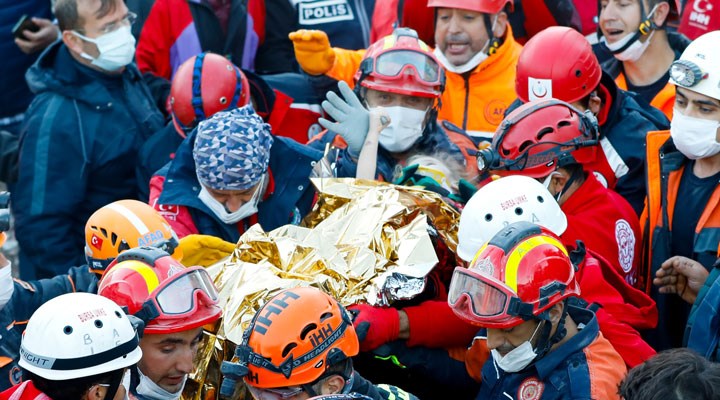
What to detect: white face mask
<box><xmin>373</xmin><ymin>106</ymin><xmax>426</xmax><ymax>153</ymax></box>
<box><xmin>135</xmin><ymin>367</ymin><xmax>186</xmax><ymax>400</ymax></box>
<box><xmin>490</xmin><ymin>322</ymin><xmax>542</xmax><ymax>373</ymax></box>
<box><xmin>73</xmin><ymin>26</ymin><xmax>136</xmax><ymax>72</ymax></box>
<box><xmin>670</xmin><ymin>111</ymin><xmax>720</xmax><ymax>160</ymax></box>
<box><xmin>434</xmin><ymin>15</ymin><xmax>498</xmax><ymax>74</ymax></box>
<box><xmin>198</xmin><ymin>174</ymin><xmax>265</xmax><ymax>224</ymax></box>
<box><xmin>0</xmin><ymin>265</ymin><xmax>14</xmax><ymax>312</ymax></box>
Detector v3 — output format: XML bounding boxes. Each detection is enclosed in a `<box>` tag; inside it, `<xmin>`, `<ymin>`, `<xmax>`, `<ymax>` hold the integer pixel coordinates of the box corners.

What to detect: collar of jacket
<box><xmin>559</xmin><ymin>170</ymin><xmax>607</xmax><ymax>215</ymax></box>
<box><xmin>532</xmin><ymin>305</ymin><xmax>597</xmax><ymax>380</ymax></box>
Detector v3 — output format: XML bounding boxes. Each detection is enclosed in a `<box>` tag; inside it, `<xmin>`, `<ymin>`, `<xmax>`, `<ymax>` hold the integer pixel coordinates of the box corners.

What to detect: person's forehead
<box><xmin>77</xmin><ymin>0</ymin><xmax>125</xmax><ymax>25</ymax></box>
<box><xmin>677</xmin><ymin>87</ymin><xmax>720</xmax><ymax>105</ymax></box>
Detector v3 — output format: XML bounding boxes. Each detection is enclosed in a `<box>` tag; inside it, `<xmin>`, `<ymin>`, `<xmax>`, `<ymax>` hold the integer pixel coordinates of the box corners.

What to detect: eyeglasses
<box><xmin>247</xmin><ymin>384</ymin><xmax>305</xmax><ymax>400</ymax></box>
<box><xmin>98</xmin><ymin>11</ymin><xmax>137</xmax><ymax>35</ymax></box>
<box><xmin>670</xmin><ymin>59</ymin><xmax>708</xmax><ymax>87</ymax></box>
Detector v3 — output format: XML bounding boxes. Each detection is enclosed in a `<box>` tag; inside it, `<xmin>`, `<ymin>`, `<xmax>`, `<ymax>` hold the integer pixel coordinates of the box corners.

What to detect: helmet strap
<box><xmin>533</xmin><ymin>301</ymin><xmax>569</xmax><ymax>359</ymax></box>
<box><xmin>99</xmin><ymin>368</ymin><xmax>125</xmax><ymax>400</ymax></box>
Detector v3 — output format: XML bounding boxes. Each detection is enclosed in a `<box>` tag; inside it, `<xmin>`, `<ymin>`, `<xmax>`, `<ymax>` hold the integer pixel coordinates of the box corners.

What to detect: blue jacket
<box><xmin>154</xmin><ymin>130</ymin><xmax>323</xmax><ymax>243</ymax></box>
<box><xmin>310</xmin><ymin>119</ymin><xmax>470</xmax><ymax>181</ymax></box>
<box><xmin>478</xmin><ymin>306</ymin><xmax>625</xmax><ymax>400</ymax></box>
<box><xmin>13</xmin><ymin>42</ymin><xmax>164</xmax><ymax>279</ymax></box>
<box><xmin>598</xmin><ymin>72</ymin><xmax>670</xmax><ymax>216</ymax></box>
<box><xmin>685</xmin><ymin>262</ymin><xmax>720</xmax><ymax>361</ymax></box>
<box><xmin>0</xmin><ymin>265</ymin><xmax>97</xmax><ymax>390</ymax></box>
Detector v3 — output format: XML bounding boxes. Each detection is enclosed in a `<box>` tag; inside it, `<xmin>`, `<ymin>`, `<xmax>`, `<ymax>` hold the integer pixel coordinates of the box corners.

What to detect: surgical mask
<box><xmin>601</xmin><ymin>5</ymin><xmax>658</xmax><ymax>62</ymax></box>
<box><xmin>135</xmin><ymin>368</ymin><xmax>185</xmax><ymax>400</ymax></box>
<box><xmin>671</xmin><ymin>111</ymin><xmax>720</xmax><ymax>160</ymax></box>
<box><xmin>490</xmin><ymin>322</ymin><xmax>542</xmax><ymax>373</ymax></box>
<box><xmin>0</xmin><ymin>265</ymin><xmax>13</xmax><ymax>312</ymax></box>
<box><xmin>73</xmin><ymin>26</ymin><xmax>136</xmax><ymax>71</ymax></box>
<box><xmin>434</xmin><ymin>15</ymin><xmax>498</xmax><ymax>74</ymax></box>
<box><xmin>121</xmin><ymin>369</ymin><xmax>131</xmax><ymax>400</ymax></box>
<box><xmin>198</xmin><ymin>174</ymin><xmax>266</xmax><ymax>224</ymax></box>
<box><xmin>373</xmin><ymin>106</ymin><xmax>426</xmax><ymax>153</ymax></box>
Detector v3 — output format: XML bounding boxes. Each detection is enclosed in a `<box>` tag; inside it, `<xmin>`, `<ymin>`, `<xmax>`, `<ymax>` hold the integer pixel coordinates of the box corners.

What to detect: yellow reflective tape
<box><xmin>120</xmin><ymin>261</ymin><xmax>160</xmax><ymax>293</ymax></box>
<box><xmin>505</xmin><ymin>236</ymin><xmax>567</xmax><ymax>293</ymax></box>
<box><xmin>383</xmin><ymin>35</ymin><xmax>396</xmax><ymax>50</ymax></box>
<box><xmin>419</xmin><ymin>41</ymin><xmax>429</xmax><ymax>52</ymax></box>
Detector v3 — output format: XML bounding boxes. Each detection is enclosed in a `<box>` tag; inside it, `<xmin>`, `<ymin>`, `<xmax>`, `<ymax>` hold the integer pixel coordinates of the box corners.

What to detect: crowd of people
<box><xmin>2</xmin><ymin>0</ymin><xmax>720</xmax><ymax>399</ymax></box>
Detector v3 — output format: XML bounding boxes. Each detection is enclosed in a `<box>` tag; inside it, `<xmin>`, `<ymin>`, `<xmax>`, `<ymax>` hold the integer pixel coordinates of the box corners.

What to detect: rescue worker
<box><xmin>290</xmin><ymin>0</ymin><xmax>522</xmax><ymax>141</ymax></box>
<box><xmin>0</xmin><ymin>293</ymin><xmax>142</xmax><ymax>400</ymax></box>
<box><xmin>458</xmin><ymin>176</ymin><xmax>657</xmax><ymax>367</ymax></box>
<box><xmin>448</xmin><ymin>222</ymin><xmax>627</xmax><ymax>399</ymax></box>
<box><xmin>311</xmin><ymin>28</ymin><xmax>477</xmax><ymax>181</ymax></box>
<box><xmin>150</xmin><ymin>105</ymin><xmax>323</xmax><ymax>242</ymax></box>
<box><xmin>136</xmin><ymin>53</ymin><xmax>252</xmax><ymax>200</ymax></box>
<box><xmin>477</xmin><ymin>99</ymin><xmax>643</xmax><ymax>287</ymax></box>
<box><xmin>219</xmin><ymin>286</ymin><xmax>417</xmax><ymax>400</ymax></box>
<box><xmin>98</xmin><ymin>246</ymin><xmax>223</xmax><ymax>400</ymax></box>
<box><xmin>642</xmin><ymin>30</ymin><xmax>720</xmax><ymax>351</ymax></box>
<box><xmin>0</xmin><ymin>199</ymin><xmax>189</xmax><ymax>391</ymax></box>
<box><xmin>513</xmin><ymin>26</ymin><xmax>670</xmax><ymax>215</ymax></box>
<box><xmin>598</xmin><ymin>0</ymin><xmax>690</xmax><ymax>119</ymax></box>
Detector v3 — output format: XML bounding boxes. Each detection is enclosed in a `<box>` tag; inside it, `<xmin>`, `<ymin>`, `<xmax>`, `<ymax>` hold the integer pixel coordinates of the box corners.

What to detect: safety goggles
<box><xmin>138</xmin><ymin>266</ymin><xmax>219</xmax><ymax>321</ymax></box>
<box><xmin>448</xmin><ymin>267</ymin><xmax>531</xmax><ymax>324</ymax></box>
<box><xmin>371</xmin><ymin>50</ymin><xmax>442</xmax><ymax>85</ymax></box>
<box><xmin>247</xmin><ymin>384</ymin><xmax>305</xmax><ymax>400</ymax></box>
<box><xmin>670</xmin><ymin>59</ymin><xmax>708</xmax><ymax>87</ymax></box>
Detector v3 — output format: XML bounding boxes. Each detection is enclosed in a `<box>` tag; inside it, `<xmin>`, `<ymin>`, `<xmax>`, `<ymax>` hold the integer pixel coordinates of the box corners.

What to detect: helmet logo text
<box><xmin>254</xmin><ymin>291</ymin><xmax>301</xmax><ymax>335</ymax></box>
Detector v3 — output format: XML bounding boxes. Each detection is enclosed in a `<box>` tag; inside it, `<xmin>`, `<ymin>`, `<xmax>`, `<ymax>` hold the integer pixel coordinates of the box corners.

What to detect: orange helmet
<box><xmin>428</xmin><ymin>0</ymin><xmax>513</xmax><ymax>14</ymax></box>
<box><xmin>476</xmin><ymin>99</ymin><xmax>599</xmax><ymax>178</ymax></box>
<box><xmin>448</xmin><ymin>221</ymin><xmax>580</xmax><ymax>329</ymax></box>
<box><xmin>516</xmin><ymin>27</ymin><xmax>602</xmax><ymax>104</ymax></box>
<box><xmin>355</xmin><ymin>28</ymin><xmax>444</xmax><ymax>99</ymax></box>
<box><xmin>85</xmin><ymin>200</ymin><xmax>181</xmax><ymax>274</ymax></box>
<box><xmin>97</xmin><ymin>246</ymin><xmax>222</xmax><ymax>335</ymax></box>
<box><xmin>170</xmin><ymin>52</ymin><xmax>251</xmax><ymax>137</ymax></box>
<box><xmin>224</xmin><ymin>287</ymin><xmax>358</xmax><ymax>391</ymax></box>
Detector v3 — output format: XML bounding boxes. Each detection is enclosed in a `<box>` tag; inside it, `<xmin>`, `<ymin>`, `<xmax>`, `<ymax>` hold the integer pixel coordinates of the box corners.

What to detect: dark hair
<box><xmin>619</xmin><ymin>348</ymin><xmax>720</xmax><ymax>400</ymax></box>
<box><xmin>23</xmin><ymin>368</ymin><xmax>124</xmax><ymax>400</ymax></box>
<box><xmin>54</xmin><ymin>0</ymin><xmax>117</xmax><ymax>32</ymax></box>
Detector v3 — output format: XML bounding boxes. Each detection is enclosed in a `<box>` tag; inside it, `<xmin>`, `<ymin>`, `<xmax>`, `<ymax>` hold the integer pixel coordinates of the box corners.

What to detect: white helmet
<box><xmin>457</xmin><ymin>175</ymin><xmax>568</xmax><ymax>261</ymax></box>
<box><xmin>669</xmin><ymin>30</ymin><xmax>720</xmax><ymax>101</ymax></box>
<box><xmin>19</xmin><ymin>292</ymin><xmax>142</xmax><ymax>381</ymax></box>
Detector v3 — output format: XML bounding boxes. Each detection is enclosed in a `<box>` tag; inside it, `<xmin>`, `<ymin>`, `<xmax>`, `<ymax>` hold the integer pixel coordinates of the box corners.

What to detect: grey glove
<box><xmin>319</xmin><ymin>80</ymin><xmax>369</xmax><ymax>157</ymax></box>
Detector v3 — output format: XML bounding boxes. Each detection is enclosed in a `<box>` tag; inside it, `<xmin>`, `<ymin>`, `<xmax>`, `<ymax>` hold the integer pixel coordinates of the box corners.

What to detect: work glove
<box><xmin>177</xmin><ymin>234</ymin><xmax>236</xmax><ymax>267</ymax></box>
<box><xmin>289</xmin><ymin>29</ymin><xmax>336</xmax><ymax>76</ymax></box>
<box><xmin>319</xmin><ymin>80</ymin><xmax>369</xmax><ymax>157</ymax></box>
<box><xmin>348</xmin><ymin>304</ymin><xmax>400</xmax><ymax>352</ymax></box>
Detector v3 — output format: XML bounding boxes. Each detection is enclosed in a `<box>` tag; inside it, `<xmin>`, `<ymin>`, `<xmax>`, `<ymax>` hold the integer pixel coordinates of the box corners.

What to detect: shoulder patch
<box><xmin>518</xmin><ymin>376</ymin><xmax>544</xmax><ymax>400</ymax></box>
<box><xmin>615</xmin><ymin>219</ymin><xmax>635</xmax><ymax>273</ymax></box>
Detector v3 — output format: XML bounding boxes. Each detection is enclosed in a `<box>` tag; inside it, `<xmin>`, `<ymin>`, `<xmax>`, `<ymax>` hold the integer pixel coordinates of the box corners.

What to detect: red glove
<box><xmin>348</xmin><ymin>304</ymin><xmax>400</xmax><ymax>352</ymax></box>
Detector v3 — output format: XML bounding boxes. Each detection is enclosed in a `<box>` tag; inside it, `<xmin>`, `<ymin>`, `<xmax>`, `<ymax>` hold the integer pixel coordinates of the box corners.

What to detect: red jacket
<box><xmin>0</xmin><ymin>381</ymin><xmax>51</xmax><ymax>400</ymax></box>
<box><xmin>561</xmin><ymin>172</ymin><xmax>642</xmax><ymax>287</ymax></box>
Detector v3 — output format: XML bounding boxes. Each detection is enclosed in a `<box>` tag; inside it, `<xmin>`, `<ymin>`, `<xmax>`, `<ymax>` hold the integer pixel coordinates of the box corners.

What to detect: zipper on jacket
<box><xmin>462</xmin><ymin>75</ymin><xmax>470</xmax><ymax>131</ymax></box>
<box><xmin>355</xmin><ymin>0</ymin><xmax>371</xmax><ymax>48</ymax></box>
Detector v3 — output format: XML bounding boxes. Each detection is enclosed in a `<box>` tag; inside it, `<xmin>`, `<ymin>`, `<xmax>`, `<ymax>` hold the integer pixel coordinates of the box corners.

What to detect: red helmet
<box><xmin>428</xmin><ymin>0</ymin><xmax>513</xmax><ymax>14</ymax></box>
<box><xmin>355</xmin><ymin>28</ymin><xmax>444</xmax><ymax>99</ymax></box>
<box><xmin>448</xmin><ymin>221</ymin><xmax>580</xmax><ymax>328</ymax></box>
<box><xmin>170</xmin><ymin>53</ymin><xmax>251</xmax><ymax>137</ymax></box>
<box><xmin>229</xmin><ymin>287</ymin><xmax>358</xmax><ymax>390</ymax></box>
<box><xmin>98</xmin><ymin>246</ymin><xmax>222</xmax><ymax>335</ymax></box>
<box><xmin>516</xmin><ymin>27</ymin><xmax>602</xmax><ymax>104</ymax></box>
<box><xmin>477</xmin><ymin>99</ymin><xmax>599</xmax><ymax>178</ymax></box>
